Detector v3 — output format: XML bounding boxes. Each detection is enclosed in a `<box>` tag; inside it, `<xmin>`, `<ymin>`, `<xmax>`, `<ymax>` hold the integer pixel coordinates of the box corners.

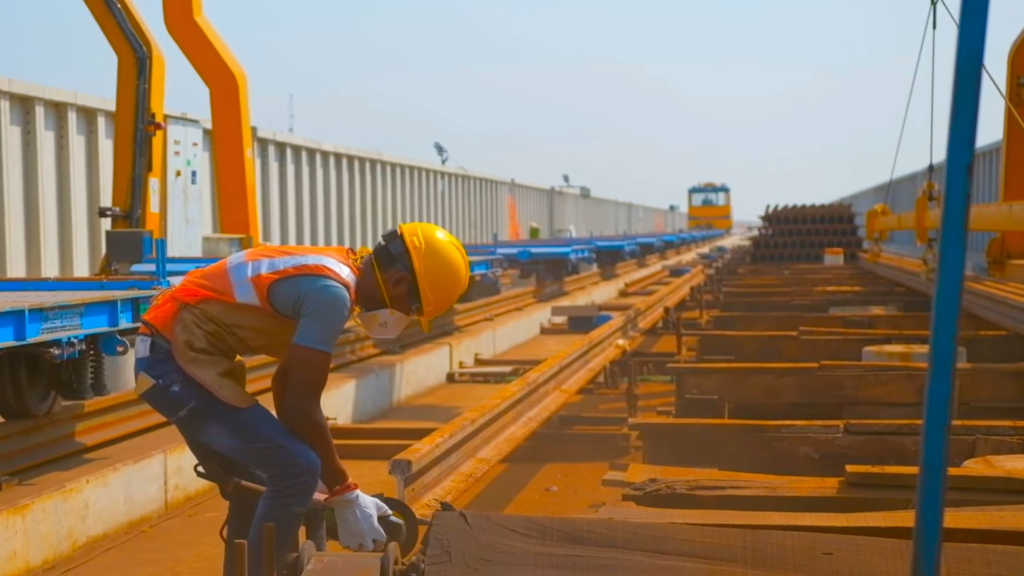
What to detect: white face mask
<box><xmin>354</xmin><ymin>308</ymin><xmax>412</xmax><ymax>339</ymax></box>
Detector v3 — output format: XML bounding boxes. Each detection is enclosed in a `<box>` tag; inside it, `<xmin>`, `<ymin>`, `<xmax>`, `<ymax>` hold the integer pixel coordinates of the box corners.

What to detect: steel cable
<box><xmin>883</xmin><ymin>2</ymin><xmax>935</xmax><ymax>207</ymax></box>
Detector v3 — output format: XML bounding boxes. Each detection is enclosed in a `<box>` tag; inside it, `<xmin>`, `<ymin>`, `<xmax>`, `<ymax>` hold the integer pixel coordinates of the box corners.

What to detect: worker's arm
<box><xmin>274</xmin><ymin>344</ymin><xmax>349</xmax><ymax>488</ymax></box>
<box><xmin>268</xmin><ymin>277</ymin><xmax>353</xmax><ymax>490</ymax></box>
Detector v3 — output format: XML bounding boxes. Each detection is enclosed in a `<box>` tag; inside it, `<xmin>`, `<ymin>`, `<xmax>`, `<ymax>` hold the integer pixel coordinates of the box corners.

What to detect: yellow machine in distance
<box><xmin>687</xmin><ymin>183</ymin><xmax>733</xmax><ymax>231</ymax></box>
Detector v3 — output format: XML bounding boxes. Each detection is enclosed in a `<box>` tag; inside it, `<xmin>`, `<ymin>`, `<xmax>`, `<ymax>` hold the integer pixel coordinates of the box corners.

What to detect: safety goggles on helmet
<box><xmin>375</xmin><ymin>227</ymin><xmax>423</xmax><ymax>317</ymax></box>
<box><xmin>352</xmin><ymin>228</ymin><xmax>422</xmax><ymax>340</ymax></box>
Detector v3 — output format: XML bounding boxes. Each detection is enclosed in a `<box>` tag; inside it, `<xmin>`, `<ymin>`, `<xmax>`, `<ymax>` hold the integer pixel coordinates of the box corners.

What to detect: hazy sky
<box><xmin>3</xmin><ymin>1</ymin><xmax>1023</xmax><ymax>220</ymax></box>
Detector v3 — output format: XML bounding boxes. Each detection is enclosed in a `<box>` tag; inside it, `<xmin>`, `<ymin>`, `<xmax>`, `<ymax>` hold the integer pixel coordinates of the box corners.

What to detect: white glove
<box><xmin>325</xmin><ymin>488</ymin><xmax>392</xmax><ymax>552</ymax></box>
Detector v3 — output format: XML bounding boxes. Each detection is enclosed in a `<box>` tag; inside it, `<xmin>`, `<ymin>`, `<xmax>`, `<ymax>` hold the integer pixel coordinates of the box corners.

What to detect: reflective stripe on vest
<box><xmin>226</xmin><ymin>251</ymin><xmax>358</xmax><ymax>306</ymax></box>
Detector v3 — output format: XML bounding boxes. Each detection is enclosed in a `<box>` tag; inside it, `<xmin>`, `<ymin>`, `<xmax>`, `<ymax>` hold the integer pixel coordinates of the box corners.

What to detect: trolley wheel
<box><xmin>289</xmin><ymin>539</ymin><xmax>318</xmax><ymax>575</ymax></box>
<box><xmin>380</xmin><ymin>542</ymin><xmax>401</xmax><ymax>576</ymax></box>
<box><xmin>0</xmin><ymin>353</ymin><xmax>60</xmax><ymax>419</ymax></box>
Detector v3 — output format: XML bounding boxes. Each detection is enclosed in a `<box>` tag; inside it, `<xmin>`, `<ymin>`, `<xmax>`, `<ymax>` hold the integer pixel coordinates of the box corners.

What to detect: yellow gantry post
<box><xmin>988</xmin><ymin>28</ymin><xmax>1024</xmax><ymax>275</ymax></box>
<box><xmin>83</xmin><ymin>0</ymin><xmax>166</xmax><ymax>236</ymax></box>
<box><xmin>163</xmin><ymin>0</ymin><xmax>261</xmax><ymax>247</ymax></box>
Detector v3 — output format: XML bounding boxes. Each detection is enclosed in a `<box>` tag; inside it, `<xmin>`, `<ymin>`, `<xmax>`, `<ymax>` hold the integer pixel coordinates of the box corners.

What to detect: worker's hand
<box><xmin>325</xmin><ymin>485</ymin><xmax>392</xmax><ymax>552</ymax></box>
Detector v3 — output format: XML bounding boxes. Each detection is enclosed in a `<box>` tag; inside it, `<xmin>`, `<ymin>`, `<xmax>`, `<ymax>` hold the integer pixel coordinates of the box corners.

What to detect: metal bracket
<box><xmin>41</xmin><ymin>337</ymin><xmax>88</xmax><ymax>362</ymax></box>
<box><xmin>98</xmin><ymin>333</ymin><xmax>131</xmax><ymax>357</ymax></box>
<box><xmin>921</xmin><ymin>241</ymin><xmax>937</xmax><ymax>281</ymax></box>
<box><xmin>97</xmin><ymin>206</ymin><xmax>128</xmax><ymax>219</ymax></box>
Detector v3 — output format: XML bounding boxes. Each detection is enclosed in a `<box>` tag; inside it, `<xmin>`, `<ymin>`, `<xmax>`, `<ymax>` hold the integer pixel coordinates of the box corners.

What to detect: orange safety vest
<box><xmin>138</xmin><ymin>245</ymin><xmax>360</xmax><ymax>407</ymax></box>
<box><xmin>143</xmin><ymin>245</ymin><xmax>359</xmax><ymax>339</ymax></box>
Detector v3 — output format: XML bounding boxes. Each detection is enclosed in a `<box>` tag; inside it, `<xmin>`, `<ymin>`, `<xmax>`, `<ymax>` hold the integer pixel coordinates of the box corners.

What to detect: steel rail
<box><xmin>0</xmin><ymin>246</ymin><xmax>697</xmax><ymax>478</ymax></box>
<box><xmin>389</xmin><ymin>255</ymin><xmax>714</xmax><ymax>517</ymax></box>
<box><xmin>860</xmin><ymin>252</ymin><xmax>1024</xmax><ymax>335</ymax></box>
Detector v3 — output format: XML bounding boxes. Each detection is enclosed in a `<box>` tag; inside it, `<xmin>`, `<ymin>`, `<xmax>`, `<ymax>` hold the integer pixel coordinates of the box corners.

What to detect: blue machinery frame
<box><xmin>466</xmin><ymin>231</ymin><xmax>724</xmax><ymax>281</ymax></box>
<box><xmin>0</xmin><ymin>232</ymin><xmax>723</xmax><ymax>354</ymax></box>
<box><xmin>912</xmin><ymin>1</ymin><xmax>990</xmax><ymax>575</ymax></box>
<box><xmin>0</xmin><ymin>239</ymin><xmax>171</xmax><ymax>355</ymax></box>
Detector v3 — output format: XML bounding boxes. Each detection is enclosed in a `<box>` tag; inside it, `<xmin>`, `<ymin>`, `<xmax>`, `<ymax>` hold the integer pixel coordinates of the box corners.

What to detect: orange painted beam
<box><xmin>998</xmin><ymin>28</ymin><xmax>1024</xmax><ymax>256</ymax></box>
<box><xmin>870</xmin><ymin>201</ymin><xmax>1024</xmax><ymax>235</ymax></box>
<box><xmin>163</xmin><ymin>0</ymin><xmax>260</xmax><ymax>246</ymax></box>
<box><xmin>83</xmin><ymin>0</ymin><xmax>165</xmax><ymax>235</ymax></box>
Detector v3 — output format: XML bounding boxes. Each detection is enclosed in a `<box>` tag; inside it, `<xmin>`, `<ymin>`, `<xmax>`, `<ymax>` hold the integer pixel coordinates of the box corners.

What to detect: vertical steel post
<box><xmin>262</xmin><ymin>523</ymin><xmax>277</xmax><ymax>576</ymax></box>
<box><xmin>232</xmin><ymin>540</ymin><xmax>248</xmax><ymax>576</ymax></box>
<box><xmin>911</xmin><ymin>1</ymin><xmax>990</xmax><ymax>575</ymax></box>
<box><xmin>155</xmin><ymin>238</ymin><xmax>168</xmax><ymax>283</ymax></box>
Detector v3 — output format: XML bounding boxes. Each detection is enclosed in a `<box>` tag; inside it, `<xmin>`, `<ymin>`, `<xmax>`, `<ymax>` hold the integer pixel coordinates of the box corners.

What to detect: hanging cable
<box><xmin>929</xmin><ymin>0</ymin><xmax>938</xmax><ymax>180</ymax></box>
<box><xmin>924</xmin><ymin>0</ymin><xmax>938</xmax><ymax>273</ymax></box>
<box><xmin>884</xmin><ymin>2</ymin><xmax>935</xmax><ymax>207</ymax></box>
<box><xmin>939</xmin><ymin>0</ymin><xmax>1024</xmax><ymax>132</ymax></box>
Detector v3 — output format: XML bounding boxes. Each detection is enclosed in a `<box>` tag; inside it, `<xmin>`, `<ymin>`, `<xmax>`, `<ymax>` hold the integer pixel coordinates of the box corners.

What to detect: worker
<box><xmin>131</xmin><ymin>223</ymin><xmax>470</xmax><ymax>574</ymax></box>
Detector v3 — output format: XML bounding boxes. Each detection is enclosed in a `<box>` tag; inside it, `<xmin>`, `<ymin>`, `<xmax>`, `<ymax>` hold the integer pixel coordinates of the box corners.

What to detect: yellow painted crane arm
<box><xmin>164</xmin><ymin>0</ymin><xmax>261</xmax><ymax>247</ymax></box>
<box><xmin>83</xmin><ymin>0</ymin><xmax>166</xmax><ymax>235</ymax></box>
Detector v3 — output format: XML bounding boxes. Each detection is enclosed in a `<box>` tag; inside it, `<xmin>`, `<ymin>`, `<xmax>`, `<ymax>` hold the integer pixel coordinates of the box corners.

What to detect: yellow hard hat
<box><xmin>398</xmin><ymin>222</ymin><xmax>470</xmax><ymax>326</ymax></box>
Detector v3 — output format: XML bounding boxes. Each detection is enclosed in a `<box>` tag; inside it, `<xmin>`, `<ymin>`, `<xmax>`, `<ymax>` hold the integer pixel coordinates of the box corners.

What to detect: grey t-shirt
<box><xmin>266</xmin><ymin>275</ymin><xmax>352</xmax><ymax>353</ymax></box>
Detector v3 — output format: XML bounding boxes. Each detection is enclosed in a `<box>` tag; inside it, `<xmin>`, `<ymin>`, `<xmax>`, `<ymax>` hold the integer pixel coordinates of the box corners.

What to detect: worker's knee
<box><xmin>268</xmin><ymin>441</ymin><xmax>321</xmax><ymax>496</ymax></box>
<box><xmin>292</xmin><ymin>444</ymin><xmax>321</xmax><ymax>488</ymax></box>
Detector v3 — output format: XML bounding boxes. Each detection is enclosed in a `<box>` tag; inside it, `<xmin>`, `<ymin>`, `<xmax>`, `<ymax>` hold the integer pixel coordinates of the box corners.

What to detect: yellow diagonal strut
<box><xmin>163</xmin><ymin>0</ymin><xmax>260</xmax><ymax>247</ymax></box>
<box><xmin>988</xmin><ymin>27</ymin><xmax>1024</xmax><ymax>274</ymax></box>
<box><xmin>83</xmin><ymin>0</ymin><xmax>166</xmax><ymax>236</ymax></box>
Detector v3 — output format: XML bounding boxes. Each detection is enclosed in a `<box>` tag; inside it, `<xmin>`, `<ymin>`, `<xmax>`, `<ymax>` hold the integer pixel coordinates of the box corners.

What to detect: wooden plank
<box><xmin>423</xmin><ymin>510</ymin><xmax>1024</xmax><ymax>576</ymax></box>
<box><xmin>631</xmin><ymin>419</ymin><xmax>846</xmax><ymax>435</ymax></box>
<box><xmin>720</xmin><ymin>293</ymin><xmax>923</xmax><ymax>302</ymax></box>
<box><xmin>720</xmin><ymin>287</ymin><xmax>911</xmax><ymax>297</ymax></box>
<box><xmin>845</xmin><ymin>465</ymin><xmax>1024</xmax><ymax>491</ymax></box>
<box><xmin>843</xmin><ymin>421</ymin><xmax>1024</xmax><ymax>436</ymax></box>
<box><xmin>630</xmin><ymin>418</ymin><xmax>1024</xmax><ymax>476</ymax></box>
<box><xmin>718</xmin><ymin>297</ymin><xmax>935</xmax><ymax>314</ymax></box>
<box><xmin>619</xmin><ymin>467</ymin><xmax>1024</xmax><ymax>512</ymax></box>
<box><xmin>820</xmin><ymin>361</ymin><xmax>1024</xmax><ymax>372</ymax></box>
<box><xmin>670</xmin><ymin>361</ymin><xmax>1024</xmax><ymax>373</ymax></box>
<box><xmin>797</xmin><ymin>326</ymin><xmax>1009</xmax><ymax>338</ymax></box>
<box><xmin>696</xmin><ymin>333</ymin><xmax>900</xmax><ymax>362</ymax></box>
<box><xmin>616</xmin><ymin>462</ymin><xmax>1024</xmax><ymax>493</ymax></box>
<box><xmin>668</xmin><ymin>363</ymin><xmax>1024</xmax><ymax>404</ymax></box>
<box><xmin>617</xmin><ymin>463</ymin><xmax>806</xmax><ymax>484</ymax></box>
<box><xmin>588</xmin><ymin>503</ymin><xmax>1024</xmax><ymax>546</ymax></box>
<box><xmin>686</xmin><ymin>331</ymin><xmax>1024</xmax><ymax>363</ymax></box>
<box><xmin>720</xmin><ymin>280</ymin><xmax>908</xmax><ymax>288</ymax></box>
<box><xmin>963</xmin><ymin>455</ymin><xmax>1024</xmax><ymax>469</ymax></box>
<box><xmin>629</xmin><ymin>418</ymin><xmax>1024</xmax><ymax>436</ymax></box>
<box><xmin>629</xmin><ymin>334</ymin><xmax>679</xmax><ymax>354</ymax></box>
<box><xmin>708</xmin><ymin>312</ymin><xmax>997</xmax><ymax>332</ymax></box>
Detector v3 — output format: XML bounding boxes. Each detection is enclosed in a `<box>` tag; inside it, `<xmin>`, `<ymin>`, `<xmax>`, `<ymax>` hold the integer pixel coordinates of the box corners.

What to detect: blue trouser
<box><xmin>134</xmin><ymin>340</ymin><xmax>325</xmax><ymax>575</ymax></box>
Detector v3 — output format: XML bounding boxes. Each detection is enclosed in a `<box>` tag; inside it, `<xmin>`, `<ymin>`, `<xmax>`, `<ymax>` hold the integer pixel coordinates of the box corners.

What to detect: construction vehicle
<box><xmin>687</xmin><ymin>182</ymin><xmax>733</xmax><ymax>231</ymax></box>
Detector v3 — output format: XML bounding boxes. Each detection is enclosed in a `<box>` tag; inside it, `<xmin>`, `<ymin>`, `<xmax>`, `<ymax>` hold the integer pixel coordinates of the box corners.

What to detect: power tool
<box><xmin>193</xmin><ymin>463</ymin><xmax>425</xmax><ymax>575</ymax></box>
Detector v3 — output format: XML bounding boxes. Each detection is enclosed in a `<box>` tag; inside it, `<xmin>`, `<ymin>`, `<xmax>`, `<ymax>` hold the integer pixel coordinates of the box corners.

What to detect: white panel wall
<box><xmin>0</xmin><ymin>76</ymin><xmax>687</xmax><ymax>276</ymax></box>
